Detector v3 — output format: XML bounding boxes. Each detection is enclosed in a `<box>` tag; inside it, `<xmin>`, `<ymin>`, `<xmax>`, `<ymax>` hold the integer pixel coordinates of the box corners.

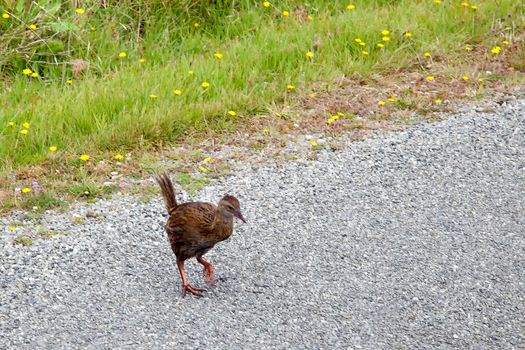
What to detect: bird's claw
<box><xmin>182</xmin><ymin>284</ymin><xmax>205</xmax><ymax>297</ymax></box>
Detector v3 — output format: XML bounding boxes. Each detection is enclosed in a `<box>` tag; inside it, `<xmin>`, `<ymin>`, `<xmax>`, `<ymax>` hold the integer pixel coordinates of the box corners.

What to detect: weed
<box><xmin>14</xmin><ymin>236</ymin><xmax>33</xmax><ymax>246</ymax></box>
<box><xmin>9</xmin><ymin>220</ymin><xmax>23</xmax><ymax>226</ymax></box>
<box><xmin>139</xmin><ymin>196</ymin><xmax>151</xmax><ymax>204</ymax></box>
<box><xmin>68</xmin><ymin>182</ymin><xmax>115</xmax><ymax>199</ymax></box>
<box><xmin>18</xmin><ymin>192</ymin><xmax>67</xmax><ymax>212</ymax></box>
<box><xmin>175</xmin><ymin>173</ymin><xmax>210</xmax><ymax>193</ymax></box>
<box><xmin>71</xmin><ymin>216</ymin><xmax>86</xmax><ymax>225</ymax></box>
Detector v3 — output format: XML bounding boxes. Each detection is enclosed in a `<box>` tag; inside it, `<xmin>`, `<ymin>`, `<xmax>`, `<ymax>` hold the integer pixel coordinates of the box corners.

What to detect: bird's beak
<box><xmin>234</xmin><ymin>209</ymin><xmax>246</xmax><ymax>223</ymax></box>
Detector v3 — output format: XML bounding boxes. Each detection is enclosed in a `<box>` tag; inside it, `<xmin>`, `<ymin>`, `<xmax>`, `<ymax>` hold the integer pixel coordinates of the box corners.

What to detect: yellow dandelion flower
<box><xmin>194</xmin><ymin>22</ymin><xmax>200</xmax><ymax>28</ymax></box>
<box><xmin>9</xmin><ymin>226</ymin><xmax>15</xmax><ymax>231</ymax></box>
<box><xmin>465</xmin><ymin>46</ymin><xmax>473</xmax><ymax>51</ymax></box>
<box><xmin>263</xmin><ymin>1</ymin><xmax>270</xmax><ymax>7</ymax></box>
<box><xmin>49</xmin><ymin>146</ymin><xmax>57</xmax><ymax>152</ymax></box>
<box><xmin>306</xmin><ymin>51</ymin><xmax>314</xmax><ymax>58</ymax></box>
<box><xmin>22</xmin><ymin>122</ymin><xmax>30</xmax><ymax>129</ymax></box>
<box><xmin>20</xmin><ymin>129</ymin><xmax>28</xmax><ymax>135</ymax></box>
<box><xmin>332</xmin><ymin>115</ymin><xmax>339</xmax><ymax>120</ymax></box>
<box><xmin>434</xmin><ymin>0</ymin><xmax>441</xmax><ymax>3</ymax></box>
<box><xmin>198</xmin><ymin>166</ymin><xmax>207</xmax><ymax>173</ymax></box>
<box><xmin>2</xmin><ymin>13</ymin><xmax>10</xmax><ymax>19</ymax></box>
<box><xmin>378</xmin><ymin>100</ymin><xmax>386</xmax><ymax>105</ymax></box>
<box><xmin>90</xmin><ymin>26</ymin><xmax>96</xmax><ymax>31</ymax></box>
<box><xmin>503</xmin><ymin>40</ymin><xmax>509</xmax><ymax>45</ymax></box>
<box><xmin>188</xmin><ymin>70</ymin><xmax>194</xmax><ymax>75</ymax></box>
<box><xmin>29</xmin><ymin>24</ymin><xmax>37</xmax><ymax>30</ymax></box>
<box><xmin>491</xmin><ymin>46</ymin><xmax>501</xmax><ymax>54</ymax></box>
<box><xmin>309</xmin><ymin>92</ymin><xmax>316</xmax><ymax>98</ymax></box>
<box><xmin>470</xmin><ymin>5</ymin><xmax>477</xmax><ymax>11</ymax></box>
<box><xmin>307</xmin><ymin>15</ymin><xmax>313</xmax><ymax>21</ymax></box>
<box><xmin>310</xmin><ymin>141</ymin><xmax>318</xmax><ymax>147</ymax></box>
<box><xmin>8</xmin><ymin>122</ymin><xmax>15</xmax><ymax>126</ymax></box>
<box><xmin>201</xmin><ymin>81</ymin><xmax>210</xmax><ymax>88</ymax></box>
<box><xmin>173</xmin><ymin>89</ymin><xmax>182</xmax><ymax>96</ymax></box>
<box><xmin>228</xmin><ymin>110</ymin><xmax>237</xmax><ymax>116</ymax></box>
<box><xmin>424</xmin><ymin>52</ymin><xmax>431</xmax><ymax>57</ymax></box>
<box><xmin>139</xmin><ymin>58</ymin><xmax>146</xmax><ymax>63</ymax></box>
<box><xmin>377</xmin><ymin>43</ymin><xmax>385</xmax><ymax>48</ymax></box>
<box><xmin>337</xmin><ymin>112</ymin><xmax>344</xmax><ymax>117</ymax></box>
<box><xmin>362</xmin><ymin>51</ymin><xmax>369</xmax><ymax>56</ymax></box>
<box><xmin>214</xmin><ymin>52</ymin><xmax>223</xmax><ymax>59</ymax></box>
<box><xmin>114</xmin><ymin>154</ymin><xmax>124</xmax><ymax>160</ymax></box>
<box><xmin>359</xmin><ymin>42</ymin><xmax>366</xmax><ymax>46</ymax></box>
<box><xmin>381</xmin><ymin>29</ymin><xmax>390</xmax><ymax>36</ymax></box>
<box><xmin>118</xmin><ymin>51</ymin><xmax>127</xmax><ymax>58</ymax></box>
<box><xmin>149</xmin><ymin>94</ymin><xmax>158</xmax><ymax>99</ymax></box>
<box><xmin>462</xmin><ymin>75</ymin><xmax>469</xmax><ymax>81</ymax></box>
<box><xmin>382</xmin><ymin>36</ymin><xmax>391</xmax><ymax>42</ymax></box>
<box><xmin>282</xmin><ymin>11</ymin><xmax>289</xmax><ymax>17</ymax></box>
<box><xmin>66</xmin><ymin>79</ymin><xmax>73</xmax><ymax>84</ymax></box>
<box><xmin>75</xmin><ymin>8</ymin><xmax>85</xmax><ymax>14</ymax></box>
<box><xmin>404</xmin><ymin>32</ymin><xmax>412</xmax><ymax>37</ymax></box>
<box><xmin>355</xmin><ymin>38</ymin><xmax>362</xmax><ymax>43</ymax></box>
<box><xmin>435</xmin><ymin>98</ymin><xmax>442</xmax><ymax>104</ymax></box>
<box><xmin>346</xmin><ymin>4</ymin><xmax>355</xmax><ymax>10</ymax></box>
<box><xmin>79</xmin><ymin>154</ymin><xmax>90</xmax><ymax>161</ymax></box>
<box><xmin>326</xmin><ymin>118</ymin><xmax>334</xmax><ymax>124</ymax></box>
<box><xmin>426</xmin><ymin>76</ymin><xmax>435</xmax><ymax>81</ymax></box>
<box><xmin>23</xmin><ymin>68</ymin><xmax>32</xmax><ymax>75</ymax></box>
<box><xmin>22</xmin><ymin>187</ymin><xmax>31</xmax><ymax>193</ymax></box>
<box><xmin>203</xmin><ymin>156</ymin><xmax>212</xmax><ymax>163</ymax></box>
<box><xmin>387</xmin><ymin>97</ymin><xmax>396</xmax><ymax>102</ymax></box>
<box><xmin>263</xmin><ymin>128</ymin><xmax>270</xmax><ymax>133</ymax></box>
<box><xmin>461</xmin><ymin>2</ymin><xmax>469</xmax><ymax>7</ymax></box>
<box><xmin>31</xmin><ymin>72</ymin><xmax>39</xmax><ymax>78</ymax></box>
<box><xmin>287</xmin><ymin>84</ymin><xmax>295</xmax><ymax>90</ymax></box>
<box><xmin>478</xmin><ymin>78</ymin><xmax>484</xmax><ymax>83</ymax></box>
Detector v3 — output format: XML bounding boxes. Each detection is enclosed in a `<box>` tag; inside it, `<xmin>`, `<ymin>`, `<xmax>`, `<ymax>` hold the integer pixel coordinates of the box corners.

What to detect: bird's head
<box><xmin>218</xmin><ymin>195</ymin><xmax>246</xmax><ymax>223</ymax></box>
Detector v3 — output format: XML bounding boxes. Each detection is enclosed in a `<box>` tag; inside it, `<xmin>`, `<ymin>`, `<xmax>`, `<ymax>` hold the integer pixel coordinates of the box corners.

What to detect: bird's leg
<box><xmin>176</xmin><ymin>259</ymin><xmax>204</xmax><ymax>296</ymax></box>
<box><xmin>197</xmin><ymin>256</ymin><xmax>215</xmax><ymax>286</ymax></box>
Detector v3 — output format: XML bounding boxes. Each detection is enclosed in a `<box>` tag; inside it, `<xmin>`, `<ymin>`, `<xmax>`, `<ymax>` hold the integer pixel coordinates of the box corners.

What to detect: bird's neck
<box><xmin>211</xmin><ymin>209</ymin><xmax>234</xmax><ymax>238</ymax></box>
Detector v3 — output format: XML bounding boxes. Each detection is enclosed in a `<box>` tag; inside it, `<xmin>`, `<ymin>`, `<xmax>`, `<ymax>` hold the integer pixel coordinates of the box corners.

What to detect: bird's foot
<box><xmin>182</xmin><ymin>284</ymin><xmax>205</xmax><ymax>297</ymax></box>
<box><xmin>203</xmin><ymin>266</ymin><xmax>215</xmax><ymax>286</ymax></box>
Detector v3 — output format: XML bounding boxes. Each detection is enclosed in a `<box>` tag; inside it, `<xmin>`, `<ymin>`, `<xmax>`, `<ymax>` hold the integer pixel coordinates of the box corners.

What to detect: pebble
<box><xmin>0</xmin><ymin>97</ymin><xmax>524</xmax><ymax>348</ymax></box>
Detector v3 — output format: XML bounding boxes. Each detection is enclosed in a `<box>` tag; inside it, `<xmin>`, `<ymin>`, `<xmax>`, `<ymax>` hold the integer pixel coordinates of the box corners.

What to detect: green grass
<box><xmin>14</xmin><ymin>236</ymin><xmax>33</xmax><ymax>246</ymax></box>
<box><xmin>0</xmin><ymin>0</ymin><xmax>523</xmax><ymax>200</ymax></box>
<box><xmin>175</xmin><ymin>173</ymin><xmax>211</xmax><ymax>193</ymax></box>
<box><xmin>19</xmin><ymin>192</ymin><xmax>67</xmax><ymax>211</ymax></box>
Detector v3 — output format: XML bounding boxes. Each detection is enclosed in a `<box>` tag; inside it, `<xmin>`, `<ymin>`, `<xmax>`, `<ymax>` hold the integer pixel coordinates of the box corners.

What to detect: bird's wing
<box><xmin>166</xmin><ymin>202</ymin><xmax>216</xmax><ymax>241</ymax></box>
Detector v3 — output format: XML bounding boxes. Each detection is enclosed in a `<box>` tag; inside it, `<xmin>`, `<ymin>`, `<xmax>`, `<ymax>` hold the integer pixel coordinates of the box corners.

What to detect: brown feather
<box><xmin>155</xmin><ymin>173</ymin><xmax>178</xmax><ymax>214</ymax></box>
<box><xmin>156</xmin><ymin>173</ymin><xmax>244</xmax><ymax>264</ymax></box>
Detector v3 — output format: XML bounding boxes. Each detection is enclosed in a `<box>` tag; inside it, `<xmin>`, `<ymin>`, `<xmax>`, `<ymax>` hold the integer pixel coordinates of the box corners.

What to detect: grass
<box><xmin>18</xmin><ymin>192</ymin><xmax>67</xmax><ymax>211</ymax></box>
<box><xmin>1</xmin><ymin>0</ymin><xmax>524</xmax><ymax>212</ymax></box>
<box><xmin>11</xmin><ymin>226</ymin><xmax>68</xmax><ymax>246</ymax></box>
<box><xmin>175</xmin><ymin>173</ymin><xmax>211</xmax><ymax>193</ymax></box>
<box><xmin>14</xmin><ymin>236</ymin><xmax>33</xmax><ymax>246</ymax></box>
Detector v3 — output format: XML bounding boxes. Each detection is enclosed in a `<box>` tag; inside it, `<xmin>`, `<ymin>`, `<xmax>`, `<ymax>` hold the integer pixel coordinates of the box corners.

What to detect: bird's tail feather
<box><xmin>155</xmin><ymin>173</ymin><xmax>178</xmax><ymax>214</ymax></box>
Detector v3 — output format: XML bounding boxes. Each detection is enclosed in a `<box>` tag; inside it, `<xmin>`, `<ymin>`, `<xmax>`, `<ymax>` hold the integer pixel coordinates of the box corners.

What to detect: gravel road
<box><xmin>1</xmin><ymin>98</ymin><xmax>524</xmax><ymax>349</ymax></box>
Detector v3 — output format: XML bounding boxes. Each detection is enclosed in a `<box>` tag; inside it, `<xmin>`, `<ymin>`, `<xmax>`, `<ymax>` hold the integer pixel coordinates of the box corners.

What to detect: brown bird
<box><xmin>155</xmin><ymin>173</ymin><xmax>246</xmax><ymax>296</ymax></box>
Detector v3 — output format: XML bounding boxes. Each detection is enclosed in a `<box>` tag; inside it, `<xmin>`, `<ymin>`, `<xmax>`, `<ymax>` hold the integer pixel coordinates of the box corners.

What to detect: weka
<box><xmin>155</xmin><ymin>173</ymin><xmax>246</xmax><ymax>296</ymax></box>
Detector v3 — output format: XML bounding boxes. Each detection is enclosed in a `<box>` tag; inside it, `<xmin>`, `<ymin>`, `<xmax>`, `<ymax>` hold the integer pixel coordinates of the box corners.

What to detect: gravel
<box><xmin>1</xmin><ymin>98</ymin><xmax>524</xmax><ymax>349</ymax></box>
